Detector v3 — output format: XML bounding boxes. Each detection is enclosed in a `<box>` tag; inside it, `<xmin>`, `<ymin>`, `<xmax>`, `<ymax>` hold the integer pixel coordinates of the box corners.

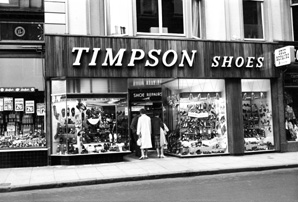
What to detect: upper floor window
<box><xmin>136</xmin><ymin>0</ymin><xmax>184</xmax><ymax>35</ymax></box>
<box><xmin>0</xmin><ymin>0</ymin><xmax>43</xmax><ymax>10</ymax></box>
<box><xmin>291</xmin><ymin>0</ymin><xmax>298</xmax><ymax>41</ymax></box>
<box><xmin>243</xmin><ymin>0</ymin><xmax>264</xmax><ymax>40</ymax></box>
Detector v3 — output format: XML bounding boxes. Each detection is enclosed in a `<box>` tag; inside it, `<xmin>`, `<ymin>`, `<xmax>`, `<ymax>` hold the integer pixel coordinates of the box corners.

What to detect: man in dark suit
<box><xmin>130</xmin><ymin>113</ymin><xmax>141</xmax><ymax>157</ymax></box>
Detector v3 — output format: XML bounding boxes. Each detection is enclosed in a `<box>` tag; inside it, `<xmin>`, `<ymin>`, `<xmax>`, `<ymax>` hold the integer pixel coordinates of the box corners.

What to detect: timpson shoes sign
<box><xmin>72</xmin><ymin>47</ymin><xmax>264</xmax><ymax>69</ymax></box>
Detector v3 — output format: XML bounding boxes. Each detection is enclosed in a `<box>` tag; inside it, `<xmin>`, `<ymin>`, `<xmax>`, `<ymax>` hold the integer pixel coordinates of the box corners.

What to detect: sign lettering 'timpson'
<box><xmin>72</xmin><ymin>47</ymin><xmax>197</xmax><ymax>67</ymax></box>
<box><xmin>72</xmin><ymin>47</ymin><xmax>265</xmax><ymax>68</ymax></box>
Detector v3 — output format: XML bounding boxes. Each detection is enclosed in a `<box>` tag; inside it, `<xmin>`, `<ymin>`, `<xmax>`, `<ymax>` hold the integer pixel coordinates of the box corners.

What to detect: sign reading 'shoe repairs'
<box><xmin>274</xmin><ymin>46</ymin><xmax>298</xmax><ymax>67</ymax></box>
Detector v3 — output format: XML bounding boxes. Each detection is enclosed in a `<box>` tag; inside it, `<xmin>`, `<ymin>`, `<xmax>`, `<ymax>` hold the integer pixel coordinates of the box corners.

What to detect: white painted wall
<box><xmin>68</xmin><ymin>0</ymin><xmax>88</xmax><ymax>35</ymax></box>
<box><xmin>106</xmin><ymin>0</ymin><xmax>133</xmax><ymax>35</ymax></box>
<box><xmin>44</xmin><ymin>0</ymin><xmax>66</xmax><ymax>34</ymax></box>
<box><xmin>226</xmin><ymin>0</ymin><xmax>243</xmax><ymax>41</ymax></box>
<box><xmin>205</xmin><ymin>0</ymin><xmax>227</xmax><ymax>40</ymax></box>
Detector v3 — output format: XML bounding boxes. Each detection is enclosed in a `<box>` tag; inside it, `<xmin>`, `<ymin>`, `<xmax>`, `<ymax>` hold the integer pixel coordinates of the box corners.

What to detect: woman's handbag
<box><xmin>137</xmin><ymin>138</ymin><xmax>142</xmax><ymax>146</ymax></box>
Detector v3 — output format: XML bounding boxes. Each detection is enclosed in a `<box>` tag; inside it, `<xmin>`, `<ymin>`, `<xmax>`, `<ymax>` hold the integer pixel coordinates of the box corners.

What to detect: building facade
<box><xmin>0</xmin><ymin>0</ymin><xmax>47</xmax><ymax>168</ymax></box>
<box><xmin>1</xmin><ymin>0</ymin><xmax>297</xmax><ymax>167</ymax></box>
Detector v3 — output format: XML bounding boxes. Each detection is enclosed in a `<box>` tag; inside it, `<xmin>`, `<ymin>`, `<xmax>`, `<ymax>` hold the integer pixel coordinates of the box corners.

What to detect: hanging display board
<box><xmin>4</xmin><ymin>97</ymin><xmax>13</xmax><ymax>111</ymax></box>
<box><xmin>15</xmin><ymin>98</ymin><xmax>24</xmax><ymax>111</ymax></box>
<box><xmin>25</xmin><ymin>100</ymin><xmax>35</xmax><ymax>114</ymax></box>
<box><xmin>36</xmin><ymin>103</ymin><xmax>45</xmax><ymax>116</ymax></box>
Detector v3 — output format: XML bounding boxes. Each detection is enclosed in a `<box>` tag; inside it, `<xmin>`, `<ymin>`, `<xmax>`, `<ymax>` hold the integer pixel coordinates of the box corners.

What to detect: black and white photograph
<box><xmin>0</xmin><ymin>0</ymin><xmax>298</xmax><ymax>201</ymax></box>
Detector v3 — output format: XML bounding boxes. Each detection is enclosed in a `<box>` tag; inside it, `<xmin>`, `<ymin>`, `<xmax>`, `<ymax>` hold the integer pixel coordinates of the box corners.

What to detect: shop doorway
<box><xmin>128</xmin><ymin>88</ymin><xmax>163</xmax><ymax>150</ymax></box>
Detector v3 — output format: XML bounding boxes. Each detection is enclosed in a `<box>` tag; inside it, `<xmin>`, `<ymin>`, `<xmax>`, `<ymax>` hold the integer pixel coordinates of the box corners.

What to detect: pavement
<box><xmin>0</xmin><ymin>151</ymin><xmax>297</xmax><ymax>193</ymax></box>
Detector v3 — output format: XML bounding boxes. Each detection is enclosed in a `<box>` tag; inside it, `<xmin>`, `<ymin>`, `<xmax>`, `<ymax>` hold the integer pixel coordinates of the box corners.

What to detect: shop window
<box><xmin>284</xmin><ymin>73</ymin><xmax>298</xmax><ymax>142</ymax></box>
<box><xmin>292</xmin><ymin>0</ymin><xmax>298</xmax><ymax>41</ymax></box>
<box><xmin>136</xmin><ymin>0</ymin><xmax>184</xmax><ymax>35</ymax></box>
<box><xmin>243</xmin><ymin>0</ymin><xmax>264</xmax><ymax>40</ymax></box>
<box><xmin>51</xmin><ymin>79</ymin><xmax>129</xmax><ymax>155</ymax></box>
<box><xmin>241</xmin><ymin>79</ymin><xmax>275</xmax><ymax>152</ymax></box>
<box><xmin>163</xmin><ymin>79</ymin><xmax>228</xmax><ymax>156</ymax></box>
<box><xmin>0</xmin><ymin>58</ymin><xmax>46</xmax><ymax>149</ymax></box>
<box><xmin>0</xmin><ymin>91</ymin><xmax>46</xmax><ymax>149</ymax></box>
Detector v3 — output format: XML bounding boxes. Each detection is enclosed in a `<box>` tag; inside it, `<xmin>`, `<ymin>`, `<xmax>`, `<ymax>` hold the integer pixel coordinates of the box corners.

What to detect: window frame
<box><xmin>291</xmin><ymin>0</ymin><xmax>298</xmax><ymax>41</ymax></box>
<box><xmin>135</xmin><ymin>0</ymin><xmax>187</xmax><ymax>37</ymax></box>
<box><xmin>242</xmin><ymin>0</ymin><xmax>265</xmax><ymax>41</ymax></box>
<box><xmin>0</xmin><ymin>0</ymin><xmax>44</xmax><ymax>11</ymax></box>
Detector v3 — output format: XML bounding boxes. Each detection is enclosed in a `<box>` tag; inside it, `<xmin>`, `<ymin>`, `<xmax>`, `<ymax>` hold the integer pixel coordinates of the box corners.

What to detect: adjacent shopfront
<box><xmin>45</xmin><ymin>35</ymin><xmax>284</xmax><ymax>165</ymax></box>
<box><xmin>276</xmin><ymin>42</ymin><xmax>298</xmax><ymax>152</ymax></box>
<box><xmin>0</xmin><ymin>54</ymin><xmax>47</xmax><ymax>168</ymax></box>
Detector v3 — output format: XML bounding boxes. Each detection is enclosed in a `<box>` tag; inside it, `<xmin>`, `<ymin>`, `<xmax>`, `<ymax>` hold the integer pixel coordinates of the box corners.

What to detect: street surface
<box><xmin>1</xmin><ymin>168</ymin><xmax>297</xmax><ymax>202</ymax></box>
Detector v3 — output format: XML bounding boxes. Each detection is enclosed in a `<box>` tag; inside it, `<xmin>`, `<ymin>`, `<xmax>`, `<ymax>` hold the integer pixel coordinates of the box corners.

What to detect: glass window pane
<box><xmin>292</xmin><ymin>0</ymin><xmax>298</xmax><ymax>4</ymax></box>
<box><xmin>109</xmin><ymin>78</ymin><xmax>128</xmax><ymax>93</ymax></box>
<box><xmin>162</xmin><ymin>0</ymin><xmax>183</xmax><ymax>34</ymax></box>
<box><xmin>30</xmin><ymin>0</ymin><xmax>42</xmax><ymax>8</ymax></box>
<box><xmin>292</xmin><ymin>6</ymin><xmax>298</xmax><ymax>41</ymax></box>
<box><xmin>284</xmin><ymin>74</ymin><xmax>298</xmax><ymax>141</ymax></box>
<box><xmin>243</xmin><ymin>1</ymin><xmax>263</xmax><ymax>39</ymax></box>
<box><xmin>20</xmin><ymin>0</ymin><xmax>29</xmax><ymax>8</ymax></box>
<box><xmin>163</xmin><ymin>79</ymin><xmax>228</xmax><ymax>156</ymax></box>
<box><xmin>52</xmin><ymin>96</ymin><xmax>129</xmax><ymax>155</ymax></box>
<box><xmin>0</xmin><ymin>0</ymin><xmax>19</xmax><ymax>7</ymax></box>
<box><xmin>284</xmin><ymin>89</ymin><xmax>298</xmax><ymax>141</ymax></box>
<box><xmin>92</xmin><ymin>79</ymin><xmax>109</xmax><ymax>93</ymax></box>
<box><xmin>241</xmin><ymin>79</ymin><xmax>274</xmax><ymax>151</ymax></box>
<box><xmin>136</xmin><ymin>0</ymin><xmax>159</xmax><ymax>33</ymax></box>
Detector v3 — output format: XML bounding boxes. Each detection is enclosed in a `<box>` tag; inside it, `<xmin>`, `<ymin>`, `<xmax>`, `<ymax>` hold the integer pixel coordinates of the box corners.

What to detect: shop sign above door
<box><xmin>72</xmin><ymin>47</ymin><xmax>197</xmax><ymax>68</ymax></box>
<box><xmin>72</xmin><ymin>47</ymin><xmax>265</xmax><ymax>69</ymax></box>
<box><xmin>274</xmin><ymin>46</ymin><xmax>296</xmax><ymax>67</ymax></box>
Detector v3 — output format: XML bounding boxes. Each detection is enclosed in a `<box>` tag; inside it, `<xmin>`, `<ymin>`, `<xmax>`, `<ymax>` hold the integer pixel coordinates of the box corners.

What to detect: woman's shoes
<box><xmin>139</xmin><ymin>156</ymin><xmax>148</xmax><ymax>160</ymax></box>
<box><xmin>157</xmin><ymin>155</ymin><xmax>160</xmax><ymax>158</ymax></box>
<box><xmin>160</xmin><ymin>155</ymin><xmax>165</xmax><ymax>158</ymax></box>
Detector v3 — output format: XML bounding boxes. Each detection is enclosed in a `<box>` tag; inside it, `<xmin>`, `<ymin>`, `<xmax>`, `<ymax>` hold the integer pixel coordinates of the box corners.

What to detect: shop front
<box><xmin>45</xmin><ymin>35</ymin><xmax>283</xmax><ymax>165</ymax></box>
<box><xmin>0</xmin><ymin>54</ymin><xmax>47</xmax><ymax>168</ymax></box>
<box><xmin>276</xmin><ymin>42</ymin><xmax>298</xmax><ymax>152</ymax></box>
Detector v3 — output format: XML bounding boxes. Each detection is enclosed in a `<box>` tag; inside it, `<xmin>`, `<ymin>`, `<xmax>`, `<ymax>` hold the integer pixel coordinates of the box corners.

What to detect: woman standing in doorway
<box><xmin>137</xmin><ymin>108</ymin><xmax>152</xmax><ymax>160</ymax></box>
<box><xmin>151</xmin><ymin>111</ymin><xmax>165</xmax><ymax>158</ymax></box>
